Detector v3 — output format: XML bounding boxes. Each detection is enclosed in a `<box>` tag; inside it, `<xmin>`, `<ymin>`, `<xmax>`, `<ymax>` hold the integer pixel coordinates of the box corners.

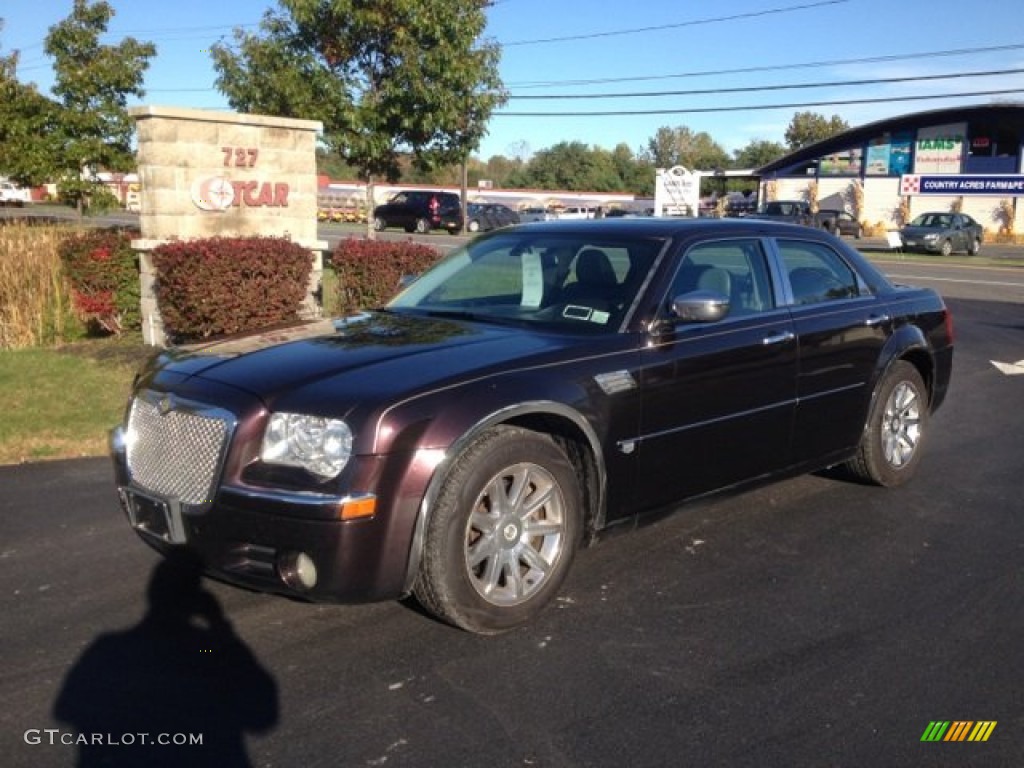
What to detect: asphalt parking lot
<box><xmin>2</xmin><ymin>259</ymin><xmax>1022</xmax><ymax>767</ymax></box>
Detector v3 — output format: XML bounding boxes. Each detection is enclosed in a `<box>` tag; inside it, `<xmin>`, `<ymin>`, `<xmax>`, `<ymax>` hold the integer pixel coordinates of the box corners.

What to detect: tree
<box><xmin>43</xmin><ymin>0</ymin><xmax>155</xmax><ymax>211</ymax></box>
<box><xmin>1</xmin><ymin>29</ymin><xmax>61</xmax><ymax>187</ymax></box>
<box><xmin>610</xmin><ymin>143</ymin><xmax>653</xmax><ymax>197</ymax></box>
<box><xmin>784</xmin><ymin>111</ymin><xmax>850</xmax><ymax>151</ymax></box>
<box><xmin>643</xmin><ymin>126</ymin><xmax>731</xmax><ymax>172</ymax></box>
<box><xmin>732</xmin><ymin>139</ymin><xmax>788</xmax><ymax>170</ymax></box>
<box><xmin>211</xmin><ymin>0</ymin><xmax>506</xmax><ymax>235</ymax></box>
<box><xmin>515</xmin><ymin>142</ymin><xmax>625</xmax><ymax>192</ymax></box>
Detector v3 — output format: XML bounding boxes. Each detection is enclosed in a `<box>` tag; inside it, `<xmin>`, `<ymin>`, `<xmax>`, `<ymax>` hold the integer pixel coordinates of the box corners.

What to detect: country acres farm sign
<box><xmin>900</xmin><ymin>174</ymin><xmax>1024</xmax><ymax>196</ymax></box>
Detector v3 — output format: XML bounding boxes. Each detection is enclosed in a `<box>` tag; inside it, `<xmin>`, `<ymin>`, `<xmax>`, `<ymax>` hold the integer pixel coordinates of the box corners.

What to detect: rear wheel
<box><xmin>968</xmin><ymin>238</ymin><xmax>981</xmax><ymax>255</ymax></box>
<box><xmin>467</xmin><ymin>220</ymin><xmax>480</xmax><ymax>233</ymax></box>
<box><xmin>373</xmin><ymin>217</ymin><xmax>385</xmax><ymax>231</ymax></box>
<box><xmin>845</xmin><ymin>361</ymin><xmax>929</xmax><ymax>487</ymax></box>
<box><xmin>414</xmin><ymin>426</ymin><xmax>582</xmax><ymax>634</ymax></box>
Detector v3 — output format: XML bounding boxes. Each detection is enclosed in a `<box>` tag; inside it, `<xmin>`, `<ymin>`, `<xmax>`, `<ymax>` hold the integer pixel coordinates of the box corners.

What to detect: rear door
<box><xmin>773</xmin><ymin>238</ymin><xmax>891</xmax><ymax>464</ymax></box>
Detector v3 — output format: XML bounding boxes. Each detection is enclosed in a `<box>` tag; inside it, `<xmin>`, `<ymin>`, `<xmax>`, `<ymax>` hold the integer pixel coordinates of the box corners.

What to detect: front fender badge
<box><xmin>594</xmin><ymin>370</ymin><xmax>637</xmax><ymax>395</ymax></box>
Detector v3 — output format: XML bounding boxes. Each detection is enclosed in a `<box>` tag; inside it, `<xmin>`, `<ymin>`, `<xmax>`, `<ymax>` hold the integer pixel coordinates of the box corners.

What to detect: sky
<box><xmin>3</xmin><ymin>0</ymin><xmax>1024</xmax><ymax>163</ymax></box>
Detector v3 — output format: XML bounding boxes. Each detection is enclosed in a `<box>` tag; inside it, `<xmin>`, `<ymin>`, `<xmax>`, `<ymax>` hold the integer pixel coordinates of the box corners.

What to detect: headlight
<box><xmin>260</xmin><ymin>412</ymin><xmax>353</xmax><ymax>479</ymax></box>
<box><xmin>923</xmin><ymin>233</ymin><xmax>939</xmax><ymax>241</ymax></box>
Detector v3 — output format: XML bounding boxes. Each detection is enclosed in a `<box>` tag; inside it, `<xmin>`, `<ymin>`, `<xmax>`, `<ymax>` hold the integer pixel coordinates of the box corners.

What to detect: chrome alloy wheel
<box><xmin>881</xmin><ymin>381</ymin><xmax>921</xmax><ymax>467</ymax></box>
<box><xmin>463</xmin><ymin>462</ymin><xmax>567</xmax><ymax>606</ymax></box>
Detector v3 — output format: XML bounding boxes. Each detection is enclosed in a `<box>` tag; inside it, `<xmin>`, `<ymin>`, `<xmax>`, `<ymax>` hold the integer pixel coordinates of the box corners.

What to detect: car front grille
<box><xmin>126</xmin><ymin>392</ymin><xmax>233</xmax><ymax>505</ymax></box>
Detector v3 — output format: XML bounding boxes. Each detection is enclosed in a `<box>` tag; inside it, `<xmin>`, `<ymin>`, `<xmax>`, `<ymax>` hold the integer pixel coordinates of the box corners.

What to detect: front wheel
<box><xmin>414</xmin><ymin>218</ymin><xmax>430</xmax><ymax>234</ymax></box>
<box><xmin>414</xmin><ymin>426</ymin><xmax>582</xmax><ymax>634</ymax></box>
<box><xmin>939</xmin><ymin>239</ymin><xmax>953</xmax><ymax>257</ymax></box>
<box><xmin>373</xmin><ymin>217</ymin><xmax>385</xmax><ymax>231</ymax></box>
<box><xmin>467</xmin><ymin>220</ymin><xmax>480</xmax><ymax>233</ymax></box>
<box><xmin>845</xmin><ymin>361</ymin><xmax>929</xmax><ymax>487</ymax></box>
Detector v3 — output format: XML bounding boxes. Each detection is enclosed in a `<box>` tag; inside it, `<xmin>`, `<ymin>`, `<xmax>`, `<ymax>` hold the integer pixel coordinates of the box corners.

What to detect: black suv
<box><xmin>373</xmin><ymin>190</ymin><xmax>462</xmax><ymax>234</ymax></box>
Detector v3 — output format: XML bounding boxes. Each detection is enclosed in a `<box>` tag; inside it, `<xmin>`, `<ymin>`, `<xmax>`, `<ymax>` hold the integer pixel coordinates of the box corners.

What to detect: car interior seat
<box><xmin>788</xmin><ymin>267</ymin><xmax>834</xmax><ymax>305</ymax></box>
<box><xmin>561</xmin><ymin>248</ymin><xmax>620</xmax><ymax>308</ymax></box>
<box><xmin>696</xmin><ymin>267</ymin><xmax>731</xmax><ymax>298</ymax></box>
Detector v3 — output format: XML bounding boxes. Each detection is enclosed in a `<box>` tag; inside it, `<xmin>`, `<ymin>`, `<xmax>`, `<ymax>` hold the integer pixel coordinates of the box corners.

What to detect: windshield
<box><xmin>910</xmin><ymin>213</ymin><xmax>951</xmax><ymax>228</ymax></box>
<box><xmin>387</xmin><ymin>231</ymin><xmax>665</xmax><ymax>332</ymax></box>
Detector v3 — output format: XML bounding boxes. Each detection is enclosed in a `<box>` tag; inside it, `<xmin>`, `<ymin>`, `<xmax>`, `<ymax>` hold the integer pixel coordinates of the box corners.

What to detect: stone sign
<box><xmin>129</xmin><ymin>106</ymin><xmax>326</xmax><ymax>346</ymax></box>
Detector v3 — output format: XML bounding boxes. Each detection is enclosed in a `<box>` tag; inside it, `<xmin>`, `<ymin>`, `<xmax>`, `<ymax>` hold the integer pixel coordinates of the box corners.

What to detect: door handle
<box><xmin>762</xmin><ymin>330</ymin><xmax>795</xmax><ymax>346</ymax></box>
<box><xmin>865</xmin><ymin>314</ymin><xmax>890</xmax><ymax>327</ymax></box>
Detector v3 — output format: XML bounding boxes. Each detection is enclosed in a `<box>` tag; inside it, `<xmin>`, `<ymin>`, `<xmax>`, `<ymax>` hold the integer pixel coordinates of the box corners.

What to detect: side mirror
<box><xmin>671</xmin><ymin>289</ymin><xmax>730</xmax><ymax>323</ymax></box>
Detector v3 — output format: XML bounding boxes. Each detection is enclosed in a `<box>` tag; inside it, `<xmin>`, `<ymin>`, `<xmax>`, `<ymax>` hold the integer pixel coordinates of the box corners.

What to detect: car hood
<box><xmin>146</xmin><ymin>312</ymin><xmax>574</xmax><ymax>405</ymax></box>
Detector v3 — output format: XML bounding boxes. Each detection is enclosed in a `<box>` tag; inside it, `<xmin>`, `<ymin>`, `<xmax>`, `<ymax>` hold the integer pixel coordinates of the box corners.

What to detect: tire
<box><xmin>467</xmin><ymin>220</ymin><xmax>480</xmax><ymax>233</ymax></box>
<box><xmin>854</xmin><ymin>226</ymin><xmax>862</xmax><ymax>240</ymax></box>
<box><xmin>414</xmin><ymin>218</ymin><xmax>430</xmax><ymax>234</ymax></box>
<box><xmin>373</xmin><ymin>217</ymin><xmax>385</xmax><ymax>232</ymax></box>
<box><xmin>414</xmin><ymin>426</ymin><xmax>582</xmax><ymax>634</ymax></box>
<box><xmin>968</xmin><ymin>238</ymin><xmax>980</xmax><ymax>256</ymax></box>
<box><xmin>939</xmin><ymin>239</ymin><xmax>952</xmax><ymax>257</ymax></box>
<box><xmin>845</xmin><ymin>361</ymin><xmax>929</xmax><ymax>487</ymax></box>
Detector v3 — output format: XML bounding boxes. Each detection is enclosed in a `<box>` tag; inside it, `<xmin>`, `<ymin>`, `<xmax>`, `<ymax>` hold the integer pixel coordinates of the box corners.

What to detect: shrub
<box><xmin>153</xmin><ymin>236</ymin><xmax>313</xmax><ymax>343</ymax></box>
<box><xmin>58</xmin><ymin>228</ymin><xmax>140</xmax><ymax>337</ymax></box>
<box><xmin>330</xmin><ymin>237</ymin><xmax>442</xmax><ymax>315</ymax></box>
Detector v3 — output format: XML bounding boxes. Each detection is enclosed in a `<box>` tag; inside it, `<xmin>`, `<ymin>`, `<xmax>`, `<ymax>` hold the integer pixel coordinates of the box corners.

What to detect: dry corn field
<box><xmin>0</xmin><ymin>223</ymin><xmax>76</xmax><ymax>349</ymax></box>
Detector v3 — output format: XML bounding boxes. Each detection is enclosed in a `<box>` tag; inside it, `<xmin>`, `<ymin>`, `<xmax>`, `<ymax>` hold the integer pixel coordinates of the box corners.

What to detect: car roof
<box><xmin>511</xmin><ymin>217</ymin><xmax>835</xmax><ymax>239</ymax></box>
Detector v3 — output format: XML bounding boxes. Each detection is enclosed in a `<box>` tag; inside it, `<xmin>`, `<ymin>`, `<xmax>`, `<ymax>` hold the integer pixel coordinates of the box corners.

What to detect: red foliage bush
<box><xmin>59</xmin><ymin>228</ymin><xmax>141</xmax><ymax>336</ymax></box>
<box><xmin>331</xmin><ymin>237</ymin><xmax>442</xmax><ymax>315</ymax></box>
<box><xmin>153</xmin><ymin>236</ymin><xmax>313</xmax><ymax>343</ymax></box>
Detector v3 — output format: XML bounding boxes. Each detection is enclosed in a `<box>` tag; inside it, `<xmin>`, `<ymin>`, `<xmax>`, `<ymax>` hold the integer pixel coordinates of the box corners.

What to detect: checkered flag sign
<box><xmin>900</xmin><ymin>175</ymin><xmax>920</xmax><ymax>195</ymax></box>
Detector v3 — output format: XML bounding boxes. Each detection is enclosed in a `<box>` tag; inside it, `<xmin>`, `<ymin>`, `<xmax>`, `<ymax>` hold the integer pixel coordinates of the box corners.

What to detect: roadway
<box><xmin>1</xmin><ymin>260</ymin><xmax>1022</xmax><ymax>767</ymax></box>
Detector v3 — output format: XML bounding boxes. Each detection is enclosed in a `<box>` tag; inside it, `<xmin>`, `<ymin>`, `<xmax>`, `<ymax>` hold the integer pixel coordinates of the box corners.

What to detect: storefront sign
<box><xmin>900</xmin><ymin>174</ymin><xmax>1024</xmax><ymax>195</ymax></box>
<box><xmin>914</xmin><ymin>124</ymin><xmax>965</xmax><ymax>174</ymax></box>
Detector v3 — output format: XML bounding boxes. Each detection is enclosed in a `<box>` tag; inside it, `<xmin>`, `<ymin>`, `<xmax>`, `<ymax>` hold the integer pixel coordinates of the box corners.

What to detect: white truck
<box><xmin>0</xmin><ymin>180</ymin><xmax>32</xmax><ymax>206</ymax></box>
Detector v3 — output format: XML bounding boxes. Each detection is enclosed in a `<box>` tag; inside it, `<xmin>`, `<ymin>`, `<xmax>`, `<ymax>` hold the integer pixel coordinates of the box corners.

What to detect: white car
<box><xmin>556</xmin><ymin>206</ymin><xmax>596</xmax><ymax>220</ymax></box>
<box><xmin>519</xmin><ymin>206</ymin><xmax>557</xmax><ymax>223</ymax></box>
<box><xmin>0</xmin><ymin>181</ymin><xmax>31</xmax><ymax>206</ymax></box>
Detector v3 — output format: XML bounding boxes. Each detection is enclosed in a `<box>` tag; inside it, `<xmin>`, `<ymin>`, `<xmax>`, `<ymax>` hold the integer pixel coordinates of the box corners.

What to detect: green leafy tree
<box><xmin>211</xmin><ymin>0</ymin><xmax>507</xmax><ymax>235</ymax></box>
<box><xmin>784</xmin><ymin>111</ymin><xmax>850</xmax><ymax>151</ymax></box>
<box><xmin>643</xmin><ymin>126</ymin><xmax>731</xmax><ymax>172</ymax></box>
<box><xmin>43</xmin><ymin>0</ymin><xmax>155</xmax><ymax>212</ymax></box>
<box><xmin>732</xmin><ymin>139</ymin><xmax>788</xmax><ymax>170</ymax></box>
<box><xmin>517</xmin><ymin>141</ymin><xmax>625</xmax><ymax>192</ymax></box>
<box><xmin>610</xmin><ymin>142</ymin><xmax>654</xmax><ymax>197</ymax></box>
<box><xmin>1</xmin><ymin>24</ymin><xmax>60</xmax><ymax>187</ymax></box>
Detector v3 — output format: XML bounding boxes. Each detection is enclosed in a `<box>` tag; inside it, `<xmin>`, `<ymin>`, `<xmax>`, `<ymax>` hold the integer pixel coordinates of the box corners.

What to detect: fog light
<box><xmin>278</xmin><ymin>551</ymin><xmax>318</xmax><ymax>591</ymax></box>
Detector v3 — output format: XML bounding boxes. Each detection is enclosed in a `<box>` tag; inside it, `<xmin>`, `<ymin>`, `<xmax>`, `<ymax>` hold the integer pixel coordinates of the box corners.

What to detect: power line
<box><xmin>496</xmin><ymin>88</ymin><xmax>1024</xmax><ymax>117</ymax></box>
<box><xmin>502</xmin><ymin>0</ymin><xmax>849</xmax><ymax>46</ymax></box>
<box><xmin>506</xmin><ymin>42</ymin><xmax>1024</xmax><ymax>88</ymax></box>
<box><xmin>509</xmin><ymin>67</ymin><xmax>1024</xmax><ymax>100</ymax></box>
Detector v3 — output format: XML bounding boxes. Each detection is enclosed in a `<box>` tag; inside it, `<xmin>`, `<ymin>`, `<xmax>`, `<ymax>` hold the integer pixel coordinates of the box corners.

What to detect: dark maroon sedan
<box><xmin>112</xmin><ymin>218</ymin><xmax>954</xmax><ymax>634</ymax></box>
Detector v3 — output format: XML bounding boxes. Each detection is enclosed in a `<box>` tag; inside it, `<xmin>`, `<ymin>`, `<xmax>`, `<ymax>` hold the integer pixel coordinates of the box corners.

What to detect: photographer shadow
<box><xmin>53</xmin><ymin>553</ymin><xmax>278</xmax><ymax>767</ymax></box>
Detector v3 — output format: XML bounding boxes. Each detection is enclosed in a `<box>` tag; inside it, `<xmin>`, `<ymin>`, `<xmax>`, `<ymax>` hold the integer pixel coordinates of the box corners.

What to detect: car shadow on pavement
<box><xmin>52</xmin><ymin>553</ymin><xmax>278</xmax><ymax>767</ymax></box>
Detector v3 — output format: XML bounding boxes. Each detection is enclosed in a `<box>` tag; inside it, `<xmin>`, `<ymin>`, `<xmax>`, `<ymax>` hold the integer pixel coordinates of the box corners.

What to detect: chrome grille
<box><xmin>126</xmin><ymin>392</ymin><xmax>233</xmax><ymax>505</ymax></box>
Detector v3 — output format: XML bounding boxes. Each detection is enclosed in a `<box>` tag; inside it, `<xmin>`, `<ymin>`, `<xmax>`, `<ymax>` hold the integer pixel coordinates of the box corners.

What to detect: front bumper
<box><xmin>111</xmin><ymin>426</ymin><xmax>415</xmax><ymax>603</ymax></box>
<box><xmin>901</xmin><ymin>238</ymin><xmax>941</xmax><ymax>253</ymax></box>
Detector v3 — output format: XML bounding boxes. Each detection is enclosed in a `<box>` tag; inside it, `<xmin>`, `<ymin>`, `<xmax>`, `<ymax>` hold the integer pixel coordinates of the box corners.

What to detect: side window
<box><xmin>777</xmin><ymin>240</ymin><xmax>862</xmax><ymax>305</ymax></box>
<box><xmin>667</xmin><ymin>239</ymin><xmax>774</xmax><ymax>318</ymax></box>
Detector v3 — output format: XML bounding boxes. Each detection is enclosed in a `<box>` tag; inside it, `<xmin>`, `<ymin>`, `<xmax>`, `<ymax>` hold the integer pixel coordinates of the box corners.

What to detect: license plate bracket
<box><xmin>120</xmin><ymin>488</ymin><xmax>186</xmax><ymax>544</ymax></box>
